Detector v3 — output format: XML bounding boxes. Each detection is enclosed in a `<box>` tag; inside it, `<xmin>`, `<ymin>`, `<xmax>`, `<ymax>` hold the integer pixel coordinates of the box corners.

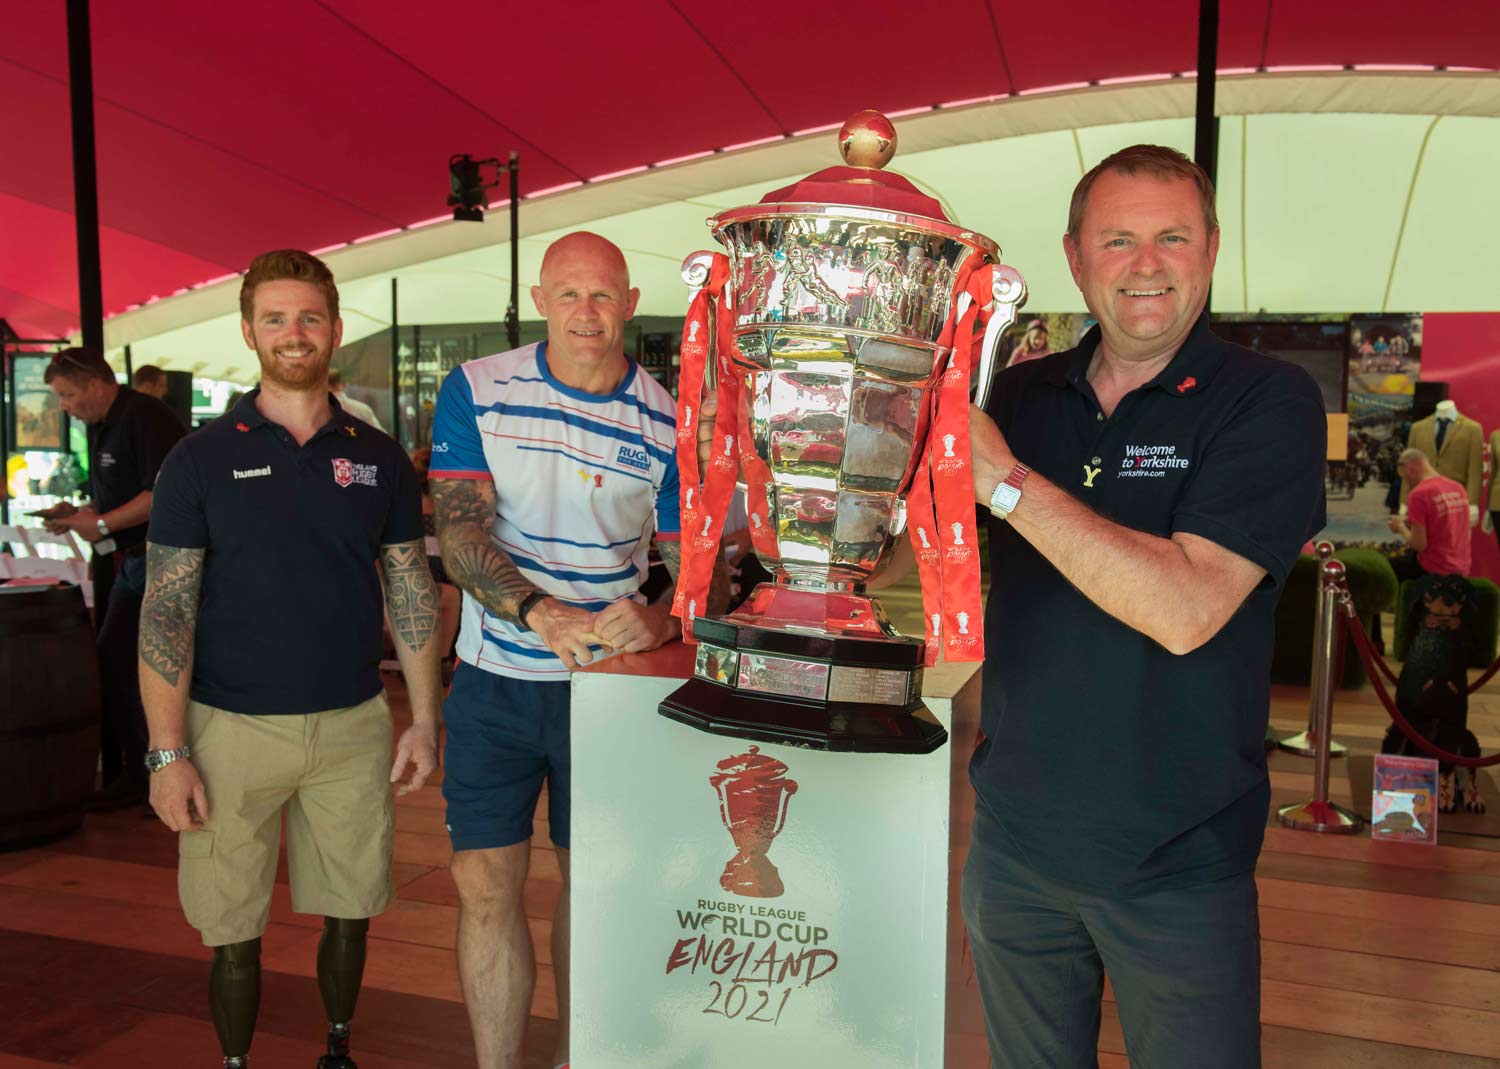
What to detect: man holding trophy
<box><xmin>958</xmin><ymin>146</ymin><xmax>1325</xmax><ymax>1067</ymax></box>
<box><xmin>687</xmin><ymin>130</ymin><xmax>1324</xmax><ymax>1066</ymax></box>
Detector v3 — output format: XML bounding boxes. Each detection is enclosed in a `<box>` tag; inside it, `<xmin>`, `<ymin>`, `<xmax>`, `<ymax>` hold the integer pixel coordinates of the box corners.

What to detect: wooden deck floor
<box><xmin>2</xmin><ymin>645</ymin><xmax>1498</xmax><ymax>1068</ymax></box>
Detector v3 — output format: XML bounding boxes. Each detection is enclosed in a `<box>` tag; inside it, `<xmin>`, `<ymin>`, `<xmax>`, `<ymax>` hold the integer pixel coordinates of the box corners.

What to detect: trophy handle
<box><xmin>970</xmin><ymin>264</ymin><xmax>1028</xmax><ymax>412</ymax></box>
<box><xmin>682</xmin><ymin>251</ymin><xmax>719</xmax><ymax>390</ymax></box>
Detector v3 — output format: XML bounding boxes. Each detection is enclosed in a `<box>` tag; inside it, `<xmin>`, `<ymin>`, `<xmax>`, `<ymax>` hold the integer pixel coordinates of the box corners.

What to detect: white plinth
<box><xmin>569</xmin><ymin>645</ymin><xmax>980</xmax><ymax>1069</ymax></box>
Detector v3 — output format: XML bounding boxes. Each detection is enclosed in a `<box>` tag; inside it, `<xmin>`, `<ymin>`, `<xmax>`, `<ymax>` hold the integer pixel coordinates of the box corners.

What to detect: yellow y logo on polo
<box><xmin>1083</xmin><ymin>464</ymin><xmax>1101</xmax><ymax>488</ymax></box>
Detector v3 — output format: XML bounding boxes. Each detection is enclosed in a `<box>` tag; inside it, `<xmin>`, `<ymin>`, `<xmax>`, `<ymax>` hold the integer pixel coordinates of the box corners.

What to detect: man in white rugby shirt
<box><xmin>429</xmin><ymin>232</ymin><xmax>681</xmax><ymax>1069</ymax></box>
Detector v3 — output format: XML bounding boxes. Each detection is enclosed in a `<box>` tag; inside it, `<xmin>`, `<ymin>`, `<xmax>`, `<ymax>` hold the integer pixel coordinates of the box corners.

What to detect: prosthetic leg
<box><xmin>210</xmin><ymin>938</ymin><xmax>261</xmax><ymax>1069</ymax></box>
<box><xmin>316</xmin><ymin>917</ymin><xmax>369</xmax><ymax>1069</ymax></box>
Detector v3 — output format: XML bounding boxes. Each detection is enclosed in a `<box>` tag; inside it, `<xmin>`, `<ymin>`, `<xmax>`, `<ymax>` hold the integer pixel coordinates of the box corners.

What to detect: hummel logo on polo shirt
<box><xmin>233</xmin><ymin>466</ymin><xmax>272</xmax><ymax>479</ymax></box>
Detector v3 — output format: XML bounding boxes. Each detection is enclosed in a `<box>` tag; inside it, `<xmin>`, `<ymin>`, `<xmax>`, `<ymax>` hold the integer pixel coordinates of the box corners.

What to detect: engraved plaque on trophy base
<box><xmin>658</xmin><ymin>615</ymin><xmax>948</xmax><ymax>755</ymax></box>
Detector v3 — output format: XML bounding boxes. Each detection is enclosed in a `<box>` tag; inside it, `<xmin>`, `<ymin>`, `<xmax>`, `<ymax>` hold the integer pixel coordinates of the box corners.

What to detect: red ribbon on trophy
<box><xmin>905</xmin><ymin>259</ymin><xmax>993</xmax><ymax>665</ymax></box>
<box><xmin>673</xmin><ymin>253</ymin><xmax>741</xmax><ymax>639</ymax></box>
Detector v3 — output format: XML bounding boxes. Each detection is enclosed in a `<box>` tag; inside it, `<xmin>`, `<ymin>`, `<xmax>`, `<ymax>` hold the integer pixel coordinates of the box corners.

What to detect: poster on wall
<box><xmin>11</xmin><ymin>355</ymin><xmax>67</xmax><ymax>451</ymax></box>
<box><xmin>1322</xmin><ymin>314</ymin><xmax>1423</xmax><ymax>547</ymax></box>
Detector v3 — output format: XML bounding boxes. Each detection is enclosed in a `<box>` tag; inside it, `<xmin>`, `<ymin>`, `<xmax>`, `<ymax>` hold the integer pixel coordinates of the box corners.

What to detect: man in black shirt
<box><xmin>140</xmin><ymin>249</ymin><xmax>442</xmax><ymax>1069</ymax></box>
<box><xmin>39</xmin><ymin>347</ymin><xmax>185</xmax><ymax>806</ymax></box>
<box><xmin>958</xmin><ymin>148</ymin><xmax>1325</xmax><ymax>1067</ymax></box>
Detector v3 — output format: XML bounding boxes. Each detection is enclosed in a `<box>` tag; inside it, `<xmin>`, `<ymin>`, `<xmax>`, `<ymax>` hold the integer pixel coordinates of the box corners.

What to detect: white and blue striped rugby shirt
<box><xmin>429</xmin><ymin>342</ymin><xmax>680</xmax><ymax>680</ymax></box>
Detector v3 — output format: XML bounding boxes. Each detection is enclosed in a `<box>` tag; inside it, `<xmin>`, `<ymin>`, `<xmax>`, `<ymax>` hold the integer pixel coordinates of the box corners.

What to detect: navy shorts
<box><xmin>441</xmin><ymin>661</ymin><xmax>571</xmax><ymax>852</ymax></box>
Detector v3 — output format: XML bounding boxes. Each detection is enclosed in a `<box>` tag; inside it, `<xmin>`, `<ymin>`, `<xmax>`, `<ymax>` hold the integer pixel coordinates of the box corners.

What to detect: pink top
<box><xmin>1408</xmin><ymin>474</ymin><xmax>1471</xmax><ymax>576</ymax></box>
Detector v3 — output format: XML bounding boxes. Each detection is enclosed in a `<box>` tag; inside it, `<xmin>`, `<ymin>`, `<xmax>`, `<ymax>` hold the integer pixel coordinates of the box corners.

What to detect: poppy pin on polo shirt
<box><xmin>1176</xmin><ymin>376</ymin><xmax>1198</xmax><ymax>393</ymax></box>
<box><xmin>235</xmin><ymin>422</ymin><xmax>250</xmax><ymax>432</ymax></box>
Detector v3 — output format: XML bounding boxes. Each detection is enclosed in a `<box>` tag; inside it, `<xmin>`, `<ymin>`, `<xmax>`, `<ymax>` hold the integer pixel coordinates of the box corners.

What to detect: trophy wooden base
<box><xmin>659</xmin><ymin>677</ymin><xmax>947</xmax><ymax>754</ymax></box>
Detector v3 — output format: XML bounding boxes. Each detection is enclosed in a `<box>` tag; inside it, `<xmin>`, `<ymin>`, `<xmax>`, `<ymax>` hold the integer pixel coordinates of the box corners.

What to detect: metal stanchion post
<box><xmin>1279</xmin><ymin>541</ymin><xmax>1349</xmax><ymax>757</ymax></box>
<box><xmin>1277</xmin><ymin>560</ymin><xmax>1364</xmax><ymax>833</ymax></box>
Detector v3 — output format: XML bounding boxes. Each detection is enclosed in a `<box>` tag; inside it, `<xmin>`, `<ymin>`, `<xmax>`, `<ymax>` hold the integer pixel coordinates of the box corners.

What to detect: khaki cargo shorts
<box><xmin>176</xmin><ymin>692</ymin><xmax>396</xmax><ymax>946</ymax></box>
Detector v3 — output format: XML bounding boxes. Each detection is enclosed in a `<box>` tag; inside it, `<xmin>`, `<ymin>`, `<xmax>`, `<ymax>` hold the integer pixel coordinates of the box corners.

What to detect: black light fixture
<box><xmin>447</xmin><ymin>153</ymin><xmax>491</xmax><ymax>222</ymax></box>
<box><xmin>445</xmin><ymin>151</ymin><xmax>522</xmax><ymax>348</ymax></box>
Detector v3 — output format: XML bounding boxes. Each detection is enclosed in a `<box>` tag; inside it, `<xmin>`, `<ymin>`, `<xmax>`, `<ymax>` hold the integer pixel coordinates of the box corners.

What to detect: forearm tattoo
<box><xmin>431</xmin><ymin>478</ymin><xmax>537</xmax><ymax>625</ymax></box>
<box><xmin>380</xmin><ymin>540</ymin><xmax>440</xmax><ymax>651</ymax></box>
<box><xmin>659</xmin><ymin>541</ymin><xmax>681</xmax><ymax>583</ymax></box>
<box><xmin>139</xmin><ymin>542</ymin><xmax>205</xmax><ymax>686</ymax></box>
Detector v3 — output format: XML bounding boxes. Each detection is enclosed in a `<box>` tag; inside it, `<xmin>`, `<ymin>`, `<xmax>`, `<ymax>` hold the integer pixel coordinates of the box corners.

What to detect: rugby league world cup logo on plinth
<box><xmin>711</xmin><ymin>747</ymin><xmax>798</xmax><ymax>898</ymax></box>
<box><xmin>660</xmin><ymin>109</ymin><xmax>1028</xmax><ymax>756</ymax></box>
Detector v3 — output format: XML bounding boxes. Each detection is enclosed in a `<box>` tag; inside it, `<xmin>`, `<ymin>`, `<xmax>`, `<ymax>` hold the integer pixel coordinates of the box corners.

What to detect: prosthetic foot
<box><xmin>316</xmin><ymin>1022</ymin><xmax>356</xmax><ymax>1069</ymax></box>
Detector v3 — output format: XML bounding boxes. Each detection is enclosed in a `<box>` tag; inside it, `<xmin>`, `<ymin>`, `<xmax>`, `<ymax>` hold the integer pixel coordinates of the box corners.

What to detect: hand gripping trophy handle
<box><xmin>970</xmin><ymin>264</ymin><xmax>1029</xmax><ymax>412</ymax></box>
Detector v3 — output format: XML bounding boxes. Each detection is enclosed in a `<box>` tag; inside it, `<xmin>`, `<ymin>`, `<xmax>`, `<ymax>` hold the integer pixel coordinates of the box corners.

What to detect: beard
<box><xmin>253</xmin><ymin>336</ymin><xmax>333</xmax><ymax>392</ymax></box>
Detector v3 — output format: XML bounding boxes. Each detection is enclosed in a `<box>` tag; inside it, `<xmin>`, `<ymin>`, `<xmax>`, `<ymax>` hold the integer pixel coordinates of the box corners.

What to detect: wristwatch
<box><xmin>988</xmin><ymin>462</ymin><xmax>1031</xmax><ymax>520</ymax></box>
<box><xmin>516</xmin><ymin>590</ymin><xmax>550</xmax><ymax>632</ymax></box>
<box><xmin>96</xmin><ymin>516</ymin><xmax>111</xmax><ymax>537</ymax></box>
<box><xmin>144</xmin><ymin>745</ymin><xmax>192</xmax><ymax>774</ymax></box>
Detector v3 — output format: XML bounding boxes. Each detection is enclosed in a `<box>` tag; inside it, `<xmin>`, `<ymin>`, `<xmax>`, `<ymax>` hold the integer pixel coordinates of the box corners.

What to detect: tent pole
<box><xmin>507</xmin><ymin>152</ymin><xmax>520</xmax><ymax>351</ymax></box>
<box><xmin>1194</xmin><ymin>0</ymin><xmax>1219</xmax><ymax>188</ymax></box>
<box><xmin>390</xmin><ymin>278</ymin><xmax>400</xmax><ymax>440</ymax></box>
<box><xmin>66</xmin><ymin>0</ymin><xmax>104</xmax><ymax>353</ymax></box>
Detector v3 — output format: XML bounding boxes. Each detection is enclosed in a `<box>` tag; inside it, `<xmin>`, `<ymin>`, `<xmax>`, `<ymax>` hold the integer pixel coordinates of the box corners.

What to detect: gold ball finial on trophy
<box><xmin>839</xmin><ymin>110</ymin><xmax>898</xmax><ymax>170</ymax></box>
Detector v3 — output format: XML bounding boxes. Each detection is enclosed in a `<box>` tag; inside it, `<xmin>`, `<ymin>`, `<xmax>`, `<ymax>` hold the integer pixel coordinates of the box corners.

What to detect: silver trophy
<box><xmin>661</xmin><ymin>111</ymin><xmax>1026</xmax><ymax>754</ymax></box>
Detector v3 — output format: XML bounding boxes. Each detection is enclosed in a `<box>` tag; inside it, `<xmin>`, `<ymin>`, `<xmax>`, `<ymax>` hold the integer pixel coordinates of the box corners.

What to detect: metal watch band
<box><xmin>516</xmin><ymin>590</ymin><xmax>550</xmax><ymax>632</ymax></box>
<box><xmin>144</xmin><ymin>745</ymin><xmax>191</xmax><ymax>773</ymax></box>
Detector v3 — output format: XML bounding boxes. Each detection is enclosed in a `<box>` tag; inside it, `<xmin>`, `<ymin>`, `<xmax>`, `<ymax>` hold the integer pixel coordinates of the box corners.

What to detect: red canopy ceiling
<box><xmin>4</xmin><ymin>1</ymin><xmax>1498</xmax><ymax>339</ymax></box>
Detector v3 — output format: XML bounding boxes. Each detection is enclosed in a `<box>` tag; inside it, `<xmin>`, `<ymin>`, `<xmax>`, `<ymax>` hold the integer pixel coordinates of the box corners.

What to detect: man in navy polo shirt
<box><xmin>140</xmin><ymin>249</ymin><xmax>442</xmax><ymax>1069</ymax></box>
<box><xmin>961</xmin><ymin>147</ymin><xmax>1326</xmax><ymax>1067</ymax></box>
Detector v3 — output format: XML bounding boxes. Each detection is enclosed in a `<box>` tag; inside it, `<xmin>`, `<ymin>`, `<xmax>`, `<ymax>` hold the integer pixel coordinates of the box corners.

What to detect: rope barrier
<box><xmin>1339</xmin><ymin>590</ymin><xmax>1500</xmax><ymax>769</ymax></box>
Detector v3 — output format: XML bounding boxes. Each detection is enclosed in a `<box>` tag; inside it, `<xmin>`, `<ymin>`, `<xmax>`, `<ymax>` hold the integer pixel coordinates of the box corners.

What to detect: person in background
<box><xmin>1388</xmin><ymin>447</ymin><xmax>1472</xmax><ymax>580</ymax></box>
<box><xmin>38</xmin><ymin>347</ymin><xmax>186</xmax><ymax>810</ymax></box>
<box><xmin>328</xmin><ymin>367</ymin><xmax>386</xmax><ymax>431</ymax></box>
<box><xmin>132</xmin><ymin>364</ymin><xmax>169</xmax><ymax>400</ymax></box>
<box><xmin>1006</xmin><ymin>318</ymin><xmax>1052</xmax><ymax>367</ymax></box>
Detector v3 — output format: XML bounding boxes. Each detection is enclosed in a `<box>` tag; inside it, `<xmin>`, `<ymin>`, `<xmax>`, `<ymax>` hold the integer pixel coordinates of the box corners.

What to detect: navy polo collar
<box><xmin>1047</xmin><ymin>315</ymin><xmax>1228</xmax><ymax>399</ymax></box>
<box><xmin>229</xmin><ymin>387</ymin><xmax>362</xmax><ymax>442</ymax></box>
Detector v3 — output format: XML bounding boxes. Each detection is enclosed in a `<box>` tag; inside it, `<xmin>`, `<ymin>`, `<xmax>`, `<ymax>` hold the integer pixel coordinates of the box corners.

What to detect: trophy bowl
<box><xmin>661</xmin><ymin>111</ymin><xmax>1026</xmax><ymax>754</ymax></box>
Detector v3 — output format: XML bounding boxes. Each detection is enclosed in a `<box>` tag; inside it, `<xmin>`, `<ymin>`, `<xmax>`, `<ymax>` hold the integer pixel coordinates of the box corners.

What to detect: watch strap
<box><xmin>989</xmin><ymin>461</ymin><xmax>1031</xmax><ymax>519</ymax></box>
<box><xmin>516</xmin><ymin>590</ymin><xmax>550</xmax><ymax>632</ymax></box>
<box><xmin>96</xmin><ymin>516</ymin><xmax>111</xmax><ymax>537</ymax></box>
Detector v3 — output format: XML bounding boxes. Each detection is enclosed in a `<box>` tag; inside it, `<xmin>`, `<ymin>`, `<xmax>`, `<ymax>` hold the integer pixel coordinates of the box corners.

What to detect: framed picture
<box><xmin>11</xmin><ymin>354</ymin><xmax>67</xmax><ymax>452</ymax></box>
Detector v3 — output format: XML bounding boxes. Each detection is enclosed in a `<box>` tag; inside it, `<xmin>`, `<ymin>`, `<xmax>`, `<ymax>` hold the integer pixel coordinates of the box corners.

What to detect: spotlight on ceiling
<box><xmin>448</xmin><ymin>153</ymin><xmax>491</xmax><ymax>221</ymax></box>
<box><xmin>447</xmin><ymin>152</ymin><xmax>519</xmax><ymax>223</ymax></box>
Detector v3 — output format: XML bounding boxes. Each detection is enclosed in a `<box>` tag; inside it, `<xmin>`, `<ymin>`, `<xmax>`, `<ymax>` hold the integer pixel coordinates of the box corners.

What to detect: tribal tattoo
<box><xmin>431</xmin><ymin>477</ymin><xmax>537</xmax><ymax>625</ymax></box>
<box><xmin>139</xmin><ymin>542</ymin><xmax>206</xmax><ymax>687</ymax></box>
<box><xmin>379</xmin><ymin>540</ymin><xmax>439</xmax><ymax>651</ymax></box>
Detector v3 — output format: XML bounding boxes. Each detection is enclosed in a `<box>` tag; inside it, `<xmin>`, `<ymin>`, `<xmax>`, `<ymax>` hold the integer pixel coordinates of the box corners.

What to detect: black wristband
<box><xmin>516</xmin><ymin>590</ymin><xmax>550</xmax><ymax>632</ymax></box>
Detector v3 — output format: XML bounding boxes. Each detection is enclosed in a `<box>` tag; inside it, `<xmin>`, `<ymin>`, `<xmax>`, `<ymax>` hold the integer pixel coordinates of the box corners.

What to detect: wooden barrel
<box><xmin>0</xmin><ymin>583</ymin><xmax>100</xmax><ymax>850</ymax></box>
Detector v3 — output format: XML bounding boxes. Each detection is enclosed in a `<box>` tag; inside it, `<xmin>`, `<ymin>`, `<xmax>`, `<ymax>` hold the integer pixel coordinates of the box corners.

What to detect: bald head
<box><xmin>530</xmin><ymin>231</ymin><xmax>640</xmax><ymax>387</ymax></box>
<box><xmin>539</xmin><ymin>232</ymin><xmax>630</xmax><ymax>290</ymax></box>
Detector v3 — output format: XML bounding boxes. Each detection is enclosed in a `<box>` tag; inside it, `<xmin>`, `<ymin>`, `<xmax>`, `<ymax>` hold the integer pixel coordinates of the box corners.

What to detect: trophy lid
<box><xmin>711</xmin><ymin>745</ymin><xmax>792</xmax><ymax>785</ymax></box>
<box><xmin>757</xmin><ymin>110</ymin><xmax>947</xmax><ymax>220</ymax></box>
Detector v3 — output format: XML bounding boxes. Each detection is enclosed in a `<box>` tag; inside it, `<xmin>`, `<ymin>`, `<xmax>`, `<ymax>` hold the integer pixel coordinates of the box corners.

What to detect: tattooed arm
<box><xmin>379</xmin><ymin>540</ymin><xmax>442</xmax><ymax>795</ymax></box>
<box><xmin>138</xmin><ymin>541</ymin><xmax>210</xmax><ymax>832</ymax></box>
<box><xmin>431</xmin><ymin>476</ymin><xmax>602</xmax><ymax>669</ymax></box>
